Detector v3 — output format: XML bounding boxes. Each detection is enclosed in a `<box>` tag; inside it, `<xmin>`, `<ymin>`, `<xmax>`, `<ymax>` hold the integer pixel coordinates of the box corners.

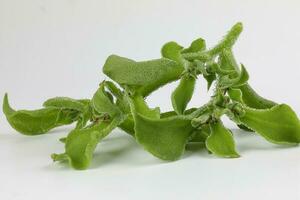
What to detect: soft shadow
<box><xmin>237</xmin><ymin>142</ymin><xmax>298</xmax><ymax>154</ymax></box>
<box><xmin>90</xmin><ymin>134</ymin><xmax>165</xmax><ymax>169</ymax></box>
<box><xmin>231</xmin><ymin>128</ymin><xmax>254</xmax><ymax>137</ymax></box>
<box><xmin>47</xmin><ymin>126</ymin><xmax>74</xmax><ymax>134</ymax></box>
<box><xmin>231</xmin><ymin>128</ymin><xmax>298</xmax><ymax>154</ymax></box>
<box><xmin>90</xmin><ymin>139</ymin><xmax>135</xmax><ymax>168</ymax></box>
<box><xmin>184</xmin><ymin>142</ymin><xmax>213</xmax><ymax>159</ymax></box>
<box><xmin>0</xmin><ymin>125</ymin><xmax>73</xmax><ymax>140</ymax></box>
<box><xmin>42</xmin><ymin>160</ymin><xmax>73</xmax><ymax>172</ymax></box>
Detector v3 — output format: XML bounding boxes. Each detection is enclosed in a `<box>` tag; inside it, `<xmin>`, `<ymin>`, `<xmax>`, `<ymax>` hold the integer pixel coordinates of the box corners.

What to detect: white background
<box><xmin>0</xmin><ymin>0</ymin><xmax>300</xmax><ymax>199</ymax></box>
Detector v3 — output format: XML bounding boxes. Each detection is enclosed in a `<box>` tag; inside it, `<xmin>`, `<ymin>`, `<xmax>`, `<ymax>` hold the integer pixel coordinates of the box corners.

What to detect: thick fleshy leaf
<box><xmin>3</xmin><ymin>94</ymin><xmax>78</xmax><ymax>135</ymax></box>
<box><xmin>103</xmin><ymin>55</ymin><xmax>184</xmax><ymax>96</ymax></box>
<box><xmin>189</xmin><ymin>125</ymin><xmax>210</xmax><ymax>143</ymax></box>
<box><xmin>218</xmin><ymin>49</ymin><xmax>240</xmax><ymax>75</ymax></box>
<box><xmin>134</xmin><ymin>114</ymin><xmax>194</xmax><ymax>160</ymax></box>
<box><xmin>52</xmin><ymin>117</ymin><xmax>122</xmax><ymax>170</ymax></box>
<box><xmin>117</xmin><ymin>94</ymin><xmax>160</xmax><ymax>137</ymax></box>
<box><xmin>75</xmin><ymin>106</ymin><xmax>92</xmax><ymax>129</ymax></box>
<box><xmin>130</xmin><ymin>95</ymin><xmax>160</xmax><ymax>119</ymax></box>
<box><xmin>238</xmin><ymin>84</ymin><xmax>276</xmax><ymax>109</ymax></box>
<box><xmin>104</xmin><ymin>81</ymin><xmax>123</xmax><ymax>99</ymax></box>
<box><xmin>208</xmin><ymin>62</ymin><xmax>235</xmax><ymax>76</ymax></box>
<box><xmin>43</xmin><ymin>97</ymin><xmax>86</xmax><ymax>112</ymax></box>
<box><xmin>228</xmin><ymin>88</ymin><xmax>244</xmax><ymax>103</ymax></box>
<box><xmin>204</xmin><ymin>73</ymin><xmax>216</xmax><ymax>90</ymax></box>
<box><xmin>191</xmin><ymin>113</ymin><xmax>211</xmax><ymax>128</ymax></box>
<box><xmin>43</xmin><ymin>97</ymin><xmax>92</xmax><ymax>129</ymax></box>
<box><xmin>160</xmin><ymin>108</ymin><xmax>197</xmax><ymax>118</ymax></box>
<box><xmin>219</xmin><ymin>64</ymin><xmax>249</xmax><ymax>89</ymax></box>
<box><xmin>181</xmin><ymin>38</ymin><xmax>206</xmax><ymax>53</ymax></box>
<box><xmin>91</xmin><ymin>83</ymin><xmax>121</xmax><ymax>117</ymax></box>
<box><xmin>171</xmin><ymin>75</ymin><xmax>196</xmax><ymax>114</ymax></box>
<box><xmin>206</xmin><ymin>121</ymin><xmax>240</xmax><ymax>158</ymax></box>
<box><xmin>130</xmin><ymin>96</ymin><xmax>194</xmax><ymax>160</ymax></box>
<box><xmin>104</xmin><ymin>81</ymin><xmax>131</xmax><ymax>115</ymax></box>
<box><xmin>93</xmin><ymin>83</ymin><xmax>135</xmax><ymax>136</ymax></box>
<box><xmin>194</xmin><ymin>60</ymin><xmax>216</xmax><ymax>90</ymax></box>
<box><xmin>161</xmin><ymin>41</ymin><xmax>183</xmax><ymax>62</ymax></box>
<box><xmin>118</xmin><ymin>115</ymin><xmax>135</xmax><ymax>136</ymax></box>
<box><xmin>231</xmin><ymin>64</ymin><xmax>249</xmax><ymax>87</ymax></box>
<box><xmin>227</xmin><ymin>88</ymin><xmax>251</xmax><ymax>132</ymax></box>
<box><xmin>240</xmin><ymin>104</ymin><xmax>300</xmax><ymax>144</ymax></box>
<box><xmin>219</xmin><ymin>49</ymin><xmax>276</xmax><ymax>109</ymax></box>
<box><xmin>118</xmin><ymin>108</ymin><xmax>196</xmax><ymax>137</ymax></box>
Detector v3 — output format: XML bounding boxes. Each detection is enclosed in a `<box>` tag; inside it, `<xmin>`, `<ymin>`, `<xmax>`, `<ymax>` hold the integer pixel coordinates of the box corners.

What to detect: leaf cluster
<box><xmin>3</xmin><ymin>23</ymin><xmax>300</xmax><ymax>170</ymax></box>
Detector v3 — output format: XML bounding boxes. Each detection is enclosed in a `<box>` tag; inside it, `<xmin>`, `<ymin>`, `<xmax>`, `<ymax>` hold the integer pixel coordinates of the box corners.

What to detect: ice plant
<box><xmin>3</xmin><ymin>23</ymin><xmax>300</xmax><ymax>170</ymax></box>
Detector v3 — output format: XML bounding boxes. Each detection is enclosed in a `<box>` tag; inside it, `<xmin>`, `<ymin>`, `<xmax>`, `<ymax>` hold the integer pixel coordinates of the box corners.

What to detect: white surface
<box><xmin>0</xmin><ymin>0</ymin><xmax>300</xmax><ymax>200</ymax></box>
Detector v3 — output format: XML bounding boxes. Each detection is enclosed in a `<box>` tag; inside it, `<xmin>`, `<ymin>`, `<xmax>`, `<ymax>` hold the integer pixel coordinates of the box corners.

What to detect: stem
<box><xmin>188</xmin><ymin>103</ymin><xmax>211</xmax><ymax>119</ymax></box>
<box><xmin>219</xmin><ymin>48</ymin><xmax>240</xmax><ymax>75</ymax></box>
<box><xmin>208</xmin><ymin>22</ymin><xmax>243</xmax><ymax>55</ymax></box>
<box><xmin>182</xmin><ymin>52</ymin><xmax>212</xmax><ymax>62</ymax></box>
<box><xmin>181</xmin><ymin>22</ymin><xmax>243</xmax><ymax>61</ymax></box>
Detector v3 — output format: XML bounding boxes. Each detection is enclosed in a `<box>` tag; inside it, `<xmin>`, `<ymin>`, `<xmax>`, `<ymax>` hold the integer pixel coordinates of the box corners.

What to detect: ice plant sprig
<box><xmin>3</xmin><ymin>23</ymin><xmax>300</xmax><ymax>170</ymax></box>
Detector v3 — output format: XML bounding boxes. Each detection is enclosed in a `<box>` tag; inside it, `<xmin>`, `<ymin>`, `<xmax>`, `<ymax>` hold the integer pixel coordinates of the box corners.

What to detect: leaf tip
<box><xmin>3</xmin><ymin>92</ymin><xmax>8</xmax><ymax>105</ymax></box>
<box><xmin>230</xmin><ymin>152</ymin><xmax>241</xmax><ymax>158</ymax></box>
<box><xmin>234</xmin><ymin>22</ymin><xmax>243</xmax><ymax>30</ymax></box>
<box><xmin>3</xmin><ymin>93</ymin><xmax>15</xmax><ymax>116</ymax></box>
<box><xmin>51</xmin><ymin>153</ymin><xmax>69</xmax><ymax>162</ymax></box>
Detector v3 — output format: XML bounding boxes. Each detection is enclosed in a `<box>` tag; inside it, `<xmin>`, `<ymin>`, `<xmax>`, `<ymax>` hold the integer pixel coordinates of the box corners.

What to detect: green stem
<box><xmin>182</xmin><ymin>22</ymin><xmax>243</xmax><ymax>61</ymax></box>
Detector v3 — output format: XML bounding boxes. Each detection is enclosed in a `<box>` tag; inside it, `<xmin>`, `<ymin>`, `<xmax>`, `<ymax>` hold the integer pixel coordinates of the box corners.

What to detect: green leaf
<box><xmin>78</xmin><ymin>99</ymin><xmax>91</xmax><ymax>106</ymax></box>
<box><xmin>118</xmin><ymin>94</ymin><xmax>160</xmax><ymax>137</ymax></box>
<box><xmin>191</xmin><ymin>112</ymin><xmax>211</xmax><ymax>128</ymax></box>
<box><xmin>228</xmin><ymin>88</ymin><xmax>244</xmax><ymax>103</ymax></box>
<box><xmin>161</xmin><ymin>41</ymin><xmax>183</xmax><ymax>62</ymax></box>
<box><xmin>52</xmin><ymin>117</ymin><xmax>122</xmax><ymax>170</ymax></box>
<box><xmin>171</xmin><ymin>74</ymin><xmax>196</xmax><ymax>114</ymax></box>
<box><xmin>43</xmin><ymin>97</ymin><xmax>92</xmax><ymax>129</ymax></box>
<box><xmin>204</xmin><ymin>73</ymin><xmax>216</xmax><ymax>90</ymax></box>
<box><xmin>91</xmin><ymin>83</ymin><xmax>121</xmax><ymax>117</ymax></box>
<box><xmin>207</xmin><ymin>62</ymin><xmax>235</xmax><ymax>76</ymax></box>
<box><xmin>130</xmin><ymin>96</ymin><xmax>194</xmax><ymax>160</ymax></box>
<box><xmin>75</xmin><ymin>106</ymin><xmax>92</xmax><ymax>129</ymax></box>
<box><xmin>189</xmin><ymin>125</ymin><xmax>210</xmax><ymax>143</ymax></box>
<box><xmin>181</xmin><ymin>38</ymin><xmax>206</xmax><ymax>53</ymax></box>
<box><xmin>195</xmin><ymin>60</ymin><xmax>208</xmax><ymax>75</ymax></box>
<box><xmin>134</xmin><ymin>114</ymin><xmax>194</xmax><ymax>160</ymax></box>
<box><xmin>219</xmin><ymin>64</ymin><xmax>249</xmax><ymax>89</ymax></box>
<box><xmin>159</xmin><ymin>108</ymin><xmax>197</xmax><ymax>118</ymax></box>
<box><xmin>206</xmin><ymin>121</ymin><xmax>240</xmax><ymax>158</ymax></box>
<box><xmin>43</xmin><ymin>97</ymin><xmax>86</xmax><ymax>112</ymax></box>
<box><xmin>103</xmin><ymin>55</ymin><xmax>184</xmax><ymax>96</ymax></box>
<box><xmin>104</xmin><ymin>81</ymin><xmax>123</xmax><ymax>99</ymax></box>
<box><xmin>238</xmin><ymin>84</ymin><xmax>277</xmax><ymax>109</ymax></box>
<box><xmin>240</xmin><ymin>104</ymin><xmax>300</xmax><ymax>144</ymax></box>
<box><xmin>226</xmin><ymin>89</ymin><xmax>250</xmax><ymax>132</ymax></box>
<box><xmin>118</xmin><ymin>115</ymin><xmax>135</xmax><ymax>136</ymax></box>
<box><xmin>103</xmin><ymin>80</ymin><xmax>132</xmax><ymax>116</ymax></box>
<box><xmin>130</xmin><ymin>94</ymin><xmax>160</xmax><ymax>119</ymax></box>
<box><xmin>218</xmin><ymin>49</ymin><xmax>240</xmax><ymax>74</ymax></box>
<box><xmin>194</xmin><ymin>60</ymin><xmax>216</xmax><ymax>90</ymax></box>
<box><xmin>3</xmin><ymin>94</ymin><xmax>78</xmax><ymax>135</ymax></box>
<box><xmin>219</xmin><ymin>49</ymin><xmax>276</xmax><ymax>109</ymax></box>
